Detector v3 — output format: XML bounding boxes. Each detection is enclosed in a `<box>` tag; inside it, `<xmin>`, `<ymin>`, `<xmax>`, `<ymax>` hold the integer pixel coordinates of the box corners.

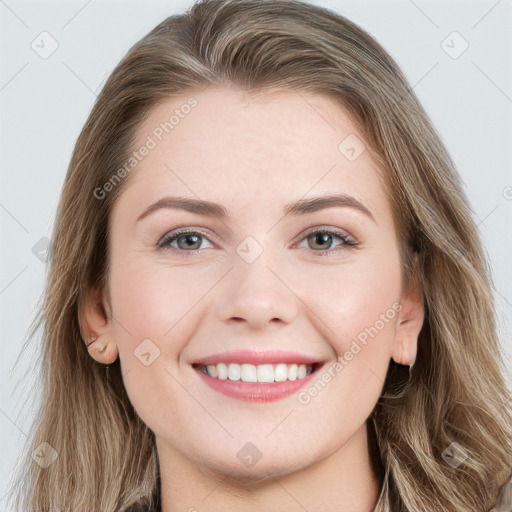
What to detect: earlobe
<box><xmin>80</xmin><ymin>286</ymin><xmax>119</xmax><ymax>365</ymax></box>
<box><xmin>392</xmin><ymin>256</ymin><xmax>425</xmax><ymax>367</ymax></box>
<box><xmin>86</xmin><ymin>337</ymin><xmax>119</xmax><ymax>365</ymax></box>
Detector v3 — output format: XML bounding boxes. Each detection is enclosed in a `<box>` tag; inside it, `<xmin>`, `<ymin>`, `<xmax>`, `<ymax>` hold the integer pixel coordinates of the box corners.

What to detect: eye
<box><xmin>156</xmin><ymin>227</ymin><xmax>357</xmax><ymax>256</ymax></box>
<box><xmin>157</xmin><ymin>229</ymin><xmax>214</xmax><ymax>252</ymax></box>
<box><xmin>295</xmin><ymin>228</ymin><xmax>357</xmax><ymax>254</ymax></box>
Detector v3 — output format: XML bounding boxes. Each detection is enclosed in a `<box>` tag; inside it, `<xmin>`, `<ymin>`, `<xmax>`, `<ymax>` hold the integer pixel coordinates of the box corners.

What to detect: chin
<box><xmin>195</xmin><ymin>442</ymin><xmax>319</xmax><ymax>483</ymax></box>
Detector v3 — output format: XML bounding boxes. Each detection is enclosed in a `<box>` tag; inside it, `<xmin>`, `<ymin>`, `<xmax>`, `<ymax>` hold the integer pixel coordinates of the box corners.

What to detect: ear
<box><xmin>79</xmin><ymin>286</ymin><xmax>118</xmax><ymax>365</ymax></box>
<box><xmin>392</xmin><ymin>255</ymin><xmax>424</xmax><ymax>367</ymax></box>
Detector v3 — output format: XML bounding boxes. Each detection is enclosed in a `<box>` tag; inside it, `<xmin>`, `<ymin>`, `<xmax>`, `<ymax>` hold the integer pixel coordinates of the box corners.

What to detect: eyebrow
<box><xmin>136</xmin><ymin>194</ymin><xmax>376</xmax><ymax>223</ymax></box>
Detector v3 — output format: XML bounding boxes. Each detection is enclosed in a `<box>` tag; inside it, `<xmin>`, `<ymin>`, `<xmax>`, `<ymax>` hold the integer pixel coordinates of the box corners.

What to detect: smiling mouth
<box><xmin>192</xmin><ymin>360</ymin><xmax>322</xmax><ymax>402</ymax></box>
<box><xmin>193</xmin><ymin>362</ymin><xmax>318</xmax><ymax>383</ymax></box>
<box><xmin>191</xmin><ymin>350</ymin><xmax>324</xmax><ymax>402</ymax></box>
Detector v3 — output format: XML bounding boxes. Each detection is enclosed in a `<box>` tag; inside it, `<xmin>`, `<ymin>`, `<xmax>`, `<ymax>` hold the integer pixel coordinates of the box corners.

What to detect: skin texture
<box><xmin>83</xmin><ymin>86</ymin><xmax>424</xmax><ymax>512</ymax></box>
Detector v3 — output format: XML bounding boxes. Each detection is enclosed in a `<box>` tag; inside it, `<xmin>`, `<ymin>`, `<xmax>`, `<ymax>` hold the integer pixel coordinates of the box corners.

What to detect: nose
<box><xmin>213</xmin><ymin>249</ymin><xmax>299</xmax><ymax>330</ymax></box>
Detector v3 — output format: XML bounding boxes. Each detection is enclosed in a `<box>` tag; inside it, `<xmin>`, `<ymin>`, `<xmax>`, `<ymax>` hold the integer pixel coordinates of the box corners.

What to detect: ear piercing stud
<box><xmin>96</xmin><ymin>344</ymin><xmax>107</xmax><ymax>354</ymax></box>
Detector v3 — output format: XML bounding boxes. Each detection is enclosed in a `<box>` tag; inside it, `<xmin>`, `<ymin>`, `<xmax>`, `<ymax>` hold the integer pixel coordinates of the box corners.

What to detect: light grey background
<box><xmin>1</xmin><ymin>0</ymin><xmax>511</xmax><ymax>509</ymax></box>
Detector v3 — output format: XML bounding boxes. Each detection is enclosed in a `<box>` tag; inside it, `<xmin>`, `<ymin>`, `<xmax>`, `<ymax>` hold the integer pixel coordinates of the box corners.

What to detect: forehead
<box><xmin>116</xmin><ymin>86</ymin><xmax>389</xmax><ymax>222</ymax></box>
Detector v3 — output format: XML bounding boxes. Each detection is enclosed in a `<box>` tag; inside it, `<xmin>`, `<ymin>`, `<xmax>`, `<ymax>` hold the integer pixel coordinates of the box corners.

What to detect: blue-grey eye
<box><xmin>157</xmin><ymin>230</ymin><xmax>214</xmax><ymax>251</ymax></box>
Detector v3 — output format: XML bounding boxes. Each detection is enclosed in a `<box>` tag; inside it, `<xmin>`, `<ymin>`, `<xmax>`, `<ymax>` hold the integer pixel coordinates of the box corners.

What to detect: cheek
<box><xmin>107</xmin><ymin>256</ymin><xmax>215</xmax><ymax>435</ymax></box>
<box><xmin>292</xmin><ymin>259</ymin><xmax>401</xmax><ymax>447</ymax></box>
<box><xmin>109</xmin><ymin>256</ymin><xmax>221</xmax><ymax>350</ymax></box>
<box><xmin>301</xmin><ymin>249</ymin><xmax>402</xmax><ymax>354</ymax></box>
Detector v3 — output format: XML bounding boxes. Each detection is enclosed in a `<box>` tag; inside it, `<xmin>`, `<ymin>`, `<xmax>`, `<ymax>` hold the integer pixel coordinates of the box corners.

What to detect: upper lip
<box><xmin>193</xmin><ymin>350</ymin><xmax>321</xmax><ymax>366</ymax></box>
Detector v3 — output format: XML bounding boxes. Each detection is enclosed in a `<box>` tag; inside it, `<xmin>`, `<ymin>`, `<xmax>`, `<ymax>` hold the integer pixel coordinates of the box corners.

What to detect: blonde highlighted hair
<box><xmin>10</xmin><ymin>0</ymin><xmax>512</xmax><ymax>510</ymax></box>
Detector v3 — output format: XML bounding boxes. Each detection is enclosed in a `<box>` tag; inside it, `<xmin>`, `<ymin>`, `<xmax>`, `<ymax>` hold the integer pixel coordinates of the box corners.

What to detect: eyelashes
<box><xmin>298</xmin><ymin>228</ymin><xmax>357</xmax><ymax>252</ymax></box>
<box><xmin>156</xmin><ymin>227</ymin><xmax>358</xmax><ymax>257</ymax></box>
<box><xmin>157</xmin><ymin>229</ymin><xmax>214</xmax><ymax>252</ymax></box>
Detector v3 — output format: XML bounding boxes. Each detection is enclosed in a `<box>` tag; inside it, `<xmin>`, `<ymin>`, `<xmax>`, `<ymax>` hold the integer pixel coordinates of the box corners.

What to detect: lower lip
<box><xmin>194</xmin><ymin>366</ymin><xmax>318</xmax><ymax>402</ymax></box>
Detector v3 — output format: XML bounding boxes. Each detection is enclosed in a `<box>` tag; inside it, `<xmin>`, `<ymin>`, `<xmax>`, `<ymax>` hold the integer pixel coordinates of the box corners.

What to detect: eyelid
<box><xmin>156</xmin><ymin>227</ymin><xmax>218</xmax><ymax>250</ymax></box>
<box><xmin>156</xmin><ymin>225</ymin><xmax>359</xmax><ymax>255</ymax></box>
<box><xmin>295</xmin><ymin>225</ymin><xmax>355</xmax><ymax>243</ymax></box>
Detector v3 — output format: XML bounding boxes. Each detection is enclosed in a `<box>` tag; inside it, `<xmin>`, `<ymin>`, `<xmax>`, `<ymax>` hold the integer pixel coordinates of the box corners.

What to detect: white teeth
<box><xmin>217</xmin><ymin>363</ymin><xmax>228</xmax><ymax>380</ymax></box>
<box><xmin>274</xmin><ymin>363</ymin><xmax>288</xmax><ymax>382</ymax></box>
<box><xmin>228</xmin><ymin>363</ymin><xmax>241</xmax><ymax>381</ymax></box>
<box><xmin>201</xmin><ymin>362</ymin><xmax>313</xmax><ymax>382</ymax></box>
<box><xmin>241</xmin><ymin>363</ymin><xmax>257</xmax><ymax>382</ymax></box>
<box><xmin>297</xmin><ymin>364</ymin><xmax>307</xmax><ymax>379</ymax></box>
<box><xmin>257</xmin><ymin>364</ymin><xmax>274</xmax><ymax>383</ymax></box>
<box><xmin>206</xmin><ymin>365</ymin><xmax>218</xmax><ymax>378</ymax></box>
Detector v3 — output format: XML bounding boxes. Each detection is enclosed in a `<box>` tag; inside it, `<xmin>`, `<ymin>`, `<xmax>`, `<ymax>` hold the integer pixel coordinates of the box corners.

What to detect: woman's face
<box><xmin>93</xmin><ymin>86</ymin><xmax>422</xmax><ymax>479</ymax></box>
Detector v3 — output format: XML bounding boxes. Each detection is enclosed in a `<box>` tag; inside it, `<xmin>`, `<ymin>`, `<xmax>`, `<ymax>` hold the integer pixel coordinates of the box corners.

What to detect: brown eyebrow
<box><xmin>283</xmin><ymin>194</ymin><xmax>375</xmax><ymax>222</ymax></box>
<box><xmin>136</xmin><ymin>194</ymin><xmax>376</xmax><ymax>223</ymax></box>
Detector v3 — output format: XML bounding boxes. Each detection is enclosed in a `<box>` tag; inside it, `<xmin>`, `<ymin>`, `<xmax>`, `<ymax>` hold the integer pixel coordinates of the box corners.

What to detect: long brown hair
<box><xmin>10</xmin><ymin>0</ymin><xmax>512</xmax><ymax>510</ymax></box>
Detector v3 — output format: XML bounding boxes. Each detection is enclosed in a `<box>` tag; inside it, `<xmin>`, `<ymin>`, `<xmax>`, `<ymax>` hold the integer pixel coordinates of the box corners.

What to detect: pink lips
<box><xmin>192</xmin><ymin>350</ymin><xmax>321</xmax><ymax>403</ymax></box>
<box><xmin>194</xmin><ymin>349</ymin><xmax>320</xmax><ymax>366</ymax></box>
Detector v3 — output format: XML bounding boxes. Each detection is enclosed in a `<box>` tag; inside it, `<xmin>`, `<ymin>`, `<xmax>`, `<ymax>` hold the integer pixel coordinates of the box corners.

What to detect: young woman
<box><xmin>11</xmin><ymin>0</ymin><xmax>512</xmax><ymax>510</ymax></box>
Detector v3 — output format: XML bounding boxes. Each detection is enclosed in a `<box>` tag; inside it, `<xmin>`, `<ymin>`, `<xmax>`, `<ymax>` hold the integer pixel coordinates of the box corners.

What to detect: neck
<box><xmin>158</xmin><ymin>422</ymin><xmax>383</xmax><ymax>512</ymax></box>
